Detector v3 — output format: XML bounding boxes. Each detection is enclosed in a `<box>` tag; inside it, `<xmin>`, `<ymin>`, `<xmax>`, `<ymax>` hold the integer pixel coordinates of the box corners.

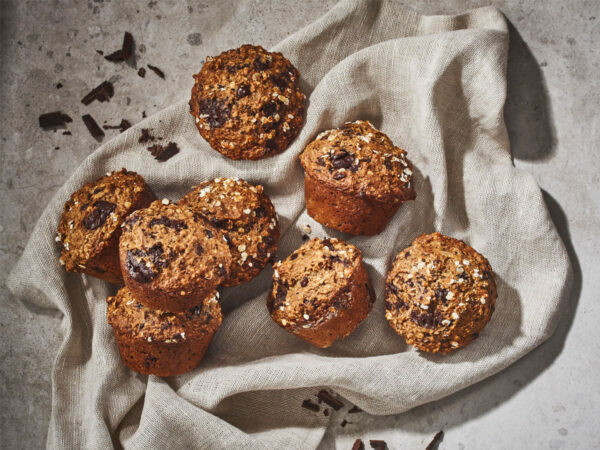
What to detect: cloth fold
<box><xmin>7</xmin><ymin>1</ymin><xmax>570</xmax><ymax>448</ymax></box>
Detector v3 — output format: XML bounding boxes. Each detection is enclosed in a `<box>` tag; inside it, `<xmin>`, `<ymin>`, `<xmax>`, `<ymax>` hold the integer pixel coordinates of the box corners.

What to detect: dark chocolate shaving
<box><xmin>425</xmin><ymin>431</ymin><xmax>444</xmax><ymax>450</ymax></box>
<box><xmin>147</xmin><ymin>64</ymin><xmax>165</xmax><ymax>79</ymax></box>
<box><xmin>81</xmin><ymin>81</ymin><xmax>114</xmax><ymax>105</ymax></box>
<box><xmin>125</xmin><ymin>249</ymin><xmax>158</xmax><ymax>283</ymax></box>
<box><xmin>301</xmin><ymin>399</ymin><xmax>319</xmax><ymax>412</ymax></box>
<box><xmin>352</xmin><ymin>439</ymin><xmax>365</xmax><ymax>450</ymax></box>
<box><xmin>317</xmin><ymin>390</ymin><xmax>344</xmax><ymax>410</ymax></box>
<box><xmin>369</xmin><ymin>440</ymin><xmax>387</xmax><ymax>450</ymax></box>
<box><xmin>81</xmin><ymin>114</ymin><xmax>105</xmax><ymax>138</ymax></box>
<box><xmin>147</xmin><ymin>142</ymin><xmax>179</xmax><ymax>162</ymax></box>
<box><xmin>39</xmin><ymin>111</ymin><xmax>73</xmax><ymax>128</ymax></box>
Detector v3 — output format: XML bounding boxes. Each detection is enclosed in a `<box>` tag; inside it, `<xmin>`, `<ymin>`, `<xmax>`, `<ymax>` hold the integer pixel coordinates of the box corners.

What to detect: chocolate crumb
<box><xmin>147</xmin><ymin>64</ymin><xmax>165</xmax><ymax>79</ymax></box>
<box><xmin>103</xmin><ymin>119</ymin><xmax>132</xmax><ymax>133</ymax></box>
<box><xmin>81</xmin><ymin>81</ymin><xmax>114</xmax><ymax>105</ymax></box>
<box><xmin>348</xmin><ymin>405</ymin><xmax>362</xmax><ymax>413</ymax></box>
<box><xmin>96</xmin><ymin>50</ymin><xmax>104</xmax><ymax>56</ymax></box>
<box><xmin>369</xmin><ymin>440</ymin><xmax>387</xmax><ymax>450</ymax></box>
<box><xmin>139</xmin><ymin>128</ymin><xmax>156</xmax><ymax>143</ymax></box>
<box><xmin>425</xmin><ymin>431</ymin><xmax>444</xmax><ymax>450</ymax></box>
<box><xmin>301</xmin><ymin>399</ymin><xmax>319</xmax><ymax>412</ymax></box>
<box><xmin>81</xmin><ymin>114</ymin><xmax>105</xmax><ymax>138</ymax></box>
<box><xmin>318</xmin><ymin>390</ymin><xmax>344</xmax><ymax>411</ymax></box>
<box><xmin>39</xmin><ymin>111</ymin><xmax>72</xmax><ymax>128</ymax></box>
<box><xmin>147</xmin><ymin>142</ymin><xmax>179</xmax><ymax>162</ymax></box>
<box><xmin>56</xmin><ymin>83</ymin><xmax>63</xmax><ymax>89</ymax></box>
<box><xmin>138</xmin><ymin>67</ymin><xmax>146</xmax><ymax>78</ymax></box>
<box><xmin>352</xmin><ymin>439</ymin><xmax>365</xmax><ymax>450</ymax></box>
<box><xmin>62</xmin><ymin>131</ymin><xmax>72</xmax><ymax>135</ymax></box>
<box><xmin>142</xmin><ymin>110</ymin><xmax>147</xmax><ymax>118</ymax></box>
<box><xmin>323</xmin><ymin>408</ymin><xmax>329</xmax><ymax>416</ymax></box>
<box><xmin>341</xmin><ymin>419</ymin><xmax>348</xmax><ymax>427</ymax></box>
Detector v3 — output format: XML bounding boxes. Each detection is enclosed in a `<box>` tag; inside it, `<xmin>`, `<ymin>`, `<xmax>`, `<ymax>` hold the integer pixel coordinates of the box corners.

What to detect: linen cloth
<box><xmin>7</xmin><ymin>0</ymin><xmax>571</xmax><ymax>448</ymax></box>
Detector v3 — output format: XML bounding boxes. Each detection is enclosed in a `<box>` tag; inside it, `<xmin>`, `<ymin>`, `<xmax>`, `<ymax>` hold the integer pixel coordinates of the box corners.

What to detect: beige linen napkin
<box><xmin>7</xmin><ymin>0</ymin><xmax>571</xmax><ymax>448</ymax></box>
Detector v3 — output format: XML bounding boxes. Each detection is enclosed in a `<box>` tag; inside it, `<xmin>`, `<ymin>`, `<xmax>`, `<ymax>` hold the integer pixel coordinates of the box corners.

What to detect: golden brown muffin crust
<box><xmin>56</xmin><ymin>168</ymin><xmax>155</xmax><ymax>283</ymax></box>
<box><xmin>300</xmin><ymin>120</ymin><xmax>416</xmax><ymax>202</ymax></box>
<box><xmin>189</xmin><ymin>44</ymin><xmax>305</xmax><ymax>160</ymax></box>
<box><xmin>385</xmin><ymin>232</ymin><xmax>497</xmax><ymax>354</ymax></box>
<box><xmin>119</xmin><ymin>200</ymin><xmax>232</xmax><ymax>310</ymax></box>
<box><xmin>179</xmin><ymin>177</ymin><xmax>279</xmax><ymax>286</ymax></box>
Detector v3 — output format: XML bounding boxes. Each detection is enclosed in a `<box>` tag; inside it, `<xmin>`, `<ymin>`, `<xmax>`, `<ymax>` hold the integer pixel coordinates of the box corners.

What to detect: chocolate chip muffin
<box><xmin>385</xmin><ymin>232</ymin><xmax>497</xmax><ymax>354</ymax></box>
<box><xmin>267</xmin><ymin>238</ymin><xmax>375</xmax><ymax>348</ymax></box>
<box><xmin>107</xmin><ymin>286</ymin><xmax>222</xmax><ymax>376</ymax></box>
<box><xmin>119</xmin><ymin>199</ymin><xmax>232</xmax><ymax>312</ymax></box>
<box><xmin>299</xmin><ymin>120</ymin><xmax>416</xmax><ymax>235</ymax></box>
<box><xmin>56</xmin><ymin>169</ymin><xmax>155</xmax><ymax>284</ymax></box>
<box><xmin>179</xmin><ymin>177</ymin><xmax>279</xmax><ymax>286</ymax></box>
<box><xmin>189</xmin><ymin>44</ymin><xmax>305</xmax><ymax>160</ymax></box>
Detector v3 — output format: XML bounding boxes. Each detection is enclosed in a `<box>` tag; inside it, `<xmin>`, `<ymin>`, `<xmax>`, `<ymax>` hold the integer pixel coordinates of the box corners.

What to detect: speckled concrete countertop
<box><xmin>1</xmin><ymin>1</ymin><xmax>598</xmax><ymax>448</ymax></box>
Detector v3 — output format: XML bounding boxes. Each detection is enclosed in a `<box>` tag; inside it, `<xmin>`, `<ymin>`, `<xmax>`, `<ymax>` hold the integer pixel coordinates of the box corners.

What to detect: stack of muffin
<box><xmin>56</xmin><ymin>44</ymin><xmax>498</xmax><ymax>377</ymax></box>
<box><xmin>57</xmin><ymin>173</ymin><xmax>279</xmax><ymax>376</ymax></box>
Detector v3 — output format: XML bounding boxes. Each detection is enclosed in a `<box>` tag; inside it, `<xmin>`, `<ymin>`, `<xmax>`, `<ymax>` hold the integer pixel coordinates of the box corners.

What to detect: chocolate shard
<box><xmin>301</xmin><ymin>399</ymin><xmax>319</xmax><ymax>412</ymax></box>
<box><xmin>147</xmin><ymin>64</ymin><xmax>165</xmax><ymax>79</ymax></box>
<box><xmin>147</xmin><ymin>142</ymin><xmax>179</xmax><ymax>162</ymax></box>
<box><xmin>348</xmin><ymin>405</ymin><xmax>362</xmax><ymax>414</ymax></box>
<box><xmin>138</xmin><ymin>67</ymin><xmax>146</xmax><ymax>78</ymax></box>
<box><xmin>352</xmin><ymin>439</ymin><xmax>365</xmax><ymax>450</ymax></box>
<box><xmin>81</xmin><ymin>114</ymin><xmax>105</xmax><ymax>138</ymax></box>
<box><xmin>102</xmin><ymin>119</ymin><xmax>132</xmax><ymax>133</ymax></box>
<box><xmin>317</xmin><ymin>390</ymin><xmax>344</xmax><ymax>411</ymax></box>
<box><xmin>122</xmin><ymin>32</ymin><xmax>133</xmax><ymax>60</ymax></box>
<box><xmin>39</xmin><ymin>111</ymin><xmax>73</xmax><ymax>128</ymax></box>
<box><xmin>340</xmin><ymin>419</ymin><xmax>349</xmax><ymax>427</ymax></box>
<box><xmin>81</xmin><ymin>81</ymin><xmax>114</xmax><ymax>105</ymax></box>
<box><xmin>425</xmin><ymin>431</ymin><xmax>444</xmax><ymax>450</ymax></box>
<box><xmin>369</xmin><ymin>440</ymin><xmax>387</xmax><ymax>450</ymax></box>
<box><xmin>104</xmin><ymin>49</ymin><xmax>124</xmax><ymax>62</ymax></box>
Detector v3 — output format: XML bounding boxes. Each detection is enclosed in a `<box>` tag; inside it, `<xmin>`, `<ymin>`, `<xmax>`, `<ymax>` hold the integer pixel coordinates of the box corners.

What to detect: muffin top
<box><xmin>107</xmin><ymin>286</ymin><xmax>222</xmax><ymax>343</ymax></box>
<box><xmin>189</xmin><ymin>44</ymin><xmax>305</xmax><ymax>160</ymax></box>
<box><xmin>119</xmin><ymin>200</ymin><xmax>232</xmax><ymax>294</ymax></box>
<box><xmin>300</xmin><ymin>120</ymin><xmax>416</xmax><ymax>202</ymax></box>
<box><xmin>268</xmin><ymin>238</ymin><xmax>365</xmax><ymax>328</ymax></box>
<box><xmin>179</xmin><ymin>177</ymin><xmax>279</xmax><ymax>286</ymax></box>
<box><xmin>385</xmin><ymin>232</ymin><xmax>497</xmax><ymax>354</ymax></box>
<box><xmin>57</xmin><ymin>169</ymin><xmax>151</xmax><ymax>271</ymax></box>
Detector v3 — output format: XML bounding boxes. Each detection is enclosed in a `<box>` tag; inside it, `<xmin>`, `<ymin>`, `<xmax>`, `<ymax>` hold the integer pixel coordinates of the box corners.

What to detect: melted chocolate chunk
<box><xmin>331</xmin><ymin>151</ymin><xmax>354</xmax><ymax>170</ymax></box>
<box><xmin>198</xmin><ymin>98</ymin><xmax>230</xmax><ymax>128</ymax></box>
<box><xmin>147</xmin><ymin>243</ymin><xmax>168</xmax><ymax>268</ymax></box>
<box><xmin>253</xmin><ymin>57</ymin><xmax>271</xmax><ymax>71</ymax></box>
<box><xmin>82</xmin><ymin>201</ymin><xmax>116</xmax><ymax>230</ymax></box>
<box><xmin>260</xmin><ymin>101</ymin><xmax>278</xmax><ymax>116</ymax></box>
<box><xmin>435</xmin><ymin>288</ymin><xmax>449</xmax><ymax>304</ymax></box>
<box><xmin>149</xmin><ymin>216</ymin><xmax>188</xmax><ymax>232</ymax></box>
<box><xmin>271</xmin><ymin>73</ymin><xmax>290</xmax><ymax>90</ymax></box>
<box><xmin>126</xmin><ymin>249</ymin><xmax>158</xmax><ymax>283</ymax></box>
<box><xmin>254</xmin><ymin>206</ymin><xmax>266</xmax><ymax>218</ymax></box>
<box><xmin>410</xmin><ymin>309</ymin><xmax>442</xmax><ymax>329</ymax></box>
<box><xmin>236</xmin><ymin>84</ymin><xmax>250</xmax><ymax>99</ymax></box>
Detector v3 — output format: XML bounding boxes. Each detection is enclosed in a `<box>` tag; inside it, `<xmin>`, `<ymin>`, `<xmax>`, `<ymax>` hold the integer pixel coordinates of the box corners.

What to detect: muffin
<box><xmin>107</xmin><ymin>286</ymin><xmax>222</xmax><ymax>376</ymax></box>
<box><xmin>299</xmin><ymin>120</ymin><xmax>416</xmax><ymax>235</ymax></box>
<box><xmin>189</xmin><ymin>44</ymin><xmax>305</xmax><ymax>160</ymax></box>
<box><xmin>179</xmin><ymin>177</ymin><xmax>279</xmax><ymax>286</ymax></box>
<box><xmin>267</xmin><ymin>238</ymin><xmax>375</xmax><ymax>348</ymax></box>
<box><xmin>385</xmin><ymin>232</ymin><xmax>497</xmax><ymax>354</ymax></box>
<box><xmin>119</xmin><ymin>199</ymin><xmax>232</xmax><ymax>312</ymax></box>
<box><xmin>56</xmin><ymin>169</ymin><xmax>155</xmax><ymax>284</ymax></box>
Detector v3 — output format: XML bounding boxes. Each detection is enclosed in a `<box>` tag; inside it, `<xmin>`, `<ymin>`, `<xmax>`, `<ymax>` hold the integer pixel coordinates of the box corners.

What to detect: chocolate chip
<box><xmin>274</xmin><ymin>285</ymin><xmax>287</xmax><ymax>306</ymax></box>
<box><xmin>149</xmin><ymin>216</ymin><xmax>188</xmax><ymax>232</ymax></box>
<box><xmin>146</xmin><ymin>243</ymin><xmax>168</xmax><ymax>268</ymax></box>
<box><xmin>195</xmin><ymin>244</ymin><xmax>204</xmax><ymax>256</ymax></box>
<box><xmin>383</xmin><ymin>158</ymin><xmax>393</xmax><ymax>170</ymax></box>
<box><xmin>198</xmin><ymin>98</ymin><xmax>230</xmax><ymax>128</ymax></box>
<box><xmin>253</xmin><ymin>57</ymin><xmax>270</xmax><ymax>71</ymax></box>
<box><xmin>81</xmin><ymin>81</ymin><xmax>114</xmax><ymax>105</ymax></box>
<box><xmin>81</xmin><ymin>114</ymin><xmax>105</xmax><ymax>138</ymax></box>
<box><xmin>39</xmin><ymin>111</ymin><xmax>73</xmax><ymax>128</ymax></box>
<box><xmin>147</xmin><ymin>64</ymin><xmax>165</xmax><ymax>79</ymax></box>
<box><xmin>369</xmin><ymin>440</ymin><xmax>387</xmax><ymax>450</ymax></box>
<box><xmin>263</xmin><ymin>235</ymin><xmax>274</xmax><ymax>246</ymax></box>
<box><xmin>352</xmin><ymin>439</ymin><xmax>365</xmax><ymax>450</ymax></box>
<box><xmin>332</xmin><ymin>171</ymin><xmax>346</xmax><ymax>180</ymax></box>
<box><xmin>331</xmin><ymin>151</ymin><xmax>354</xmax><ymax>170</ymax></box>
<box><xmin>126</xmin><ymin>249</ymin><xmax>158</xmax><ymax>283</ymax></box>
<box><xmin>147</xmin><ymin>142</ymin><xmax>180</xmax><ymax>162</ymax></box>
<box><xmin>236</xmin><ymin>84</ymin><xmax>250</xmax><ymax>99</ymax></box>
<box><xmin>82</xmin><ymin>200</ymin><xmax>116</xmax><ymax>230</ymax></box>
<box><xmin>260</xmin><ymin>101</ymin><xmax>278</xmax><ymax>116</ymax></box>
<box><xmin>301</xmin><ymin>399</ymin><xmax>319</xmax><ymax>412</ymax></box>
<box><xmin>426</xmin><ymin>431</ymin><xmax>444</xmax><ymax>450</ymax></box>
<box><xmin>317</xmin><ymin>390</ymin><xmax>344</xmax><ymax>410</ymax></box>
<box><xmin>137</xmin><ymin>67</ymin><xmax>146</xmax><ymax>77</ymax></box>
<box><xmin>300</xmin><ymin>277</ymin><xmax>308</xmax><ymax>287</ymax></box>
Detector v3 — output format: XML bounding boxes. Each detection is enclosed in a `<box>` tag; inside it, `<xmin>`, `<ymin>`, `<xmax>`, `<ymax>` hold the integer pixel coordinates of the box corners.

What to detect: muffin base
<box><xmin>304</xmin><ymin>173</ymin><xmax>403</xmax><ymax>236</ymax></box>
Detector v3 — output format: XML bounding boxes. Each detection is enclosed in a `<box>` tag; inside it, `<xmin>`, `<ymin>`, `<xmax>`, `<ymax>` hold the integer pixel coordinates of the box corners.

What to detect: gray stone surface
<box><xmin>0</xmin><ymin>0</ymin><xmax>598</xmax><ymax>448</ymax></box>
